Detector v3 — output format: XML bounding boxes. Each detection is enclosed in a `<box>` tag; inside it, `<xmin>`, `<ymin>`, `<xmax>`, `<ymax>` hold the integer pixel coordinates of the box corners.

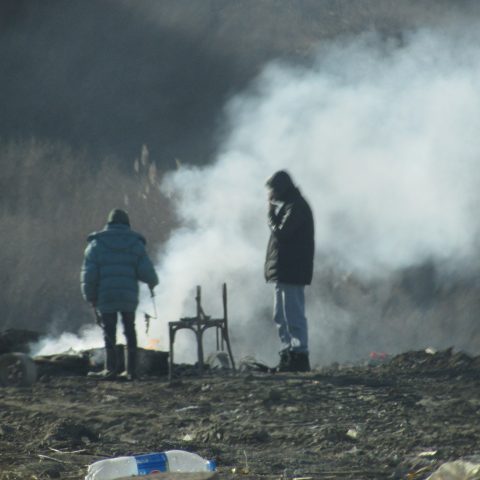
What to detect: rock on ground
<box><xmin>0</xmin><ymin>349</ymin><xmax>479</xmax><ymax>479</ymax></box>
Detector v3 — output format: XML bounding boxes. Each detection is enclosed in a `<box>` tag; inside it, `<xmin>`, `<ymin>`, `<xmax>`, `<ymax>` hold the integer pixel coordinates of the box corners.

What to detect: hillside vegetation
<box><xmin>2</xmin><ymin>0</ymin><xmax>480</xmax><ymax>343</ymax></box>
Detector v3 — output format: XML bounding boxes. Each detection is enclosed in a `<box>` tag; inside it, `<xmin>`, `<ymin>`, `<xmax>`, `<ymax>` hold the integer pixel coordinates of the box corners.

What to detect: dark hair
<box><xmin>265</xmin><ymin>170</ymin><xmax>295</xmax><ymax>200</ymax></box>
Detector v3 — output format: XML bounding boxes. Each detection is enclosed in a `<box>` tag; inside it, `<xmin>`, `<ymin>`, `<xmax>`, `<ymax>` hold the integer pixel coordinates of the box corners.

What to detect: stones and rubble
<box><xmin>0</xmin><ymin>341</ymin><xmax>479</xmax><ymax>479</ymax></box>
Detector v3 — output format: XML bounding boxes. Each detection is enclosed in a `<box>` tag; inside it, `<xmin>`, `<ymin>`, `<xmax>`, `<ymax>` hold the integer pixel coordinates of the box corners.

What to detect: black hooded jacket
<box><xmin>264</xmin><ymin>187</ymin><xmax>314</xmax><ymax>285</ymax></box>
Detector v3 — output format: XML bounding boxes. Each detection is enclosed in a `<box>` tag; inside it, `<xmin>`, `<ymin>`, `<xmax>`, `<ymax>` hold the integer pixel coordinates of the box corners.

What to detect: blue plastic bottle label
<box><xmin>134</xmin><ymin>453</ymin><xmax>168</xmax><ymax>474</ymax></box>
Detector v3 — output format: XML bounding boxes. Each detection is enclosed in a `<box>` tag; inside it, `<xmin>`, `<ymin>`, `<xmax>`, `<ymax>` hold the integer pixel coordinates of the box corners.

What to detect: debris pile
<box><xmin>0</xmin><ymin>346</ymin><xmax>479</xmax><ymax>479</ymax></box>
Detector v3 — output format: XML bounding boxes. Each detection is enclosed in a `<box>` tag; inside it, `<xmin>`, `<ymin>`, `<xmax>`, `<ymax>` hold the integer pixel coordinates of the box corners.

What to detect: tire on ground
<box><xmin>0</xmin><ymin>353</ymin><xmax>37</xmax><ymax>387</ymax></box>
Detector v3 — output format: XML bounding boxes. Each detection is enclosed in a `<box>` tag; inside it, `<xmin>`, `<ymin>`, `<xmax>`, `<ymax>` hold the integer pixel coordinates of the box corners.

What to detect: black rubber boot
<box><xmin>289</xmin><ymin>351</ymin><xmax>311</xmax><ymax>372</ymax></box>
<box><xmin>119</xmin><ymin>347</ymin><xmax>137</xmax><ymax>381</ymax></box>
<box><xmin>106</xmin><ymin>347</ymin><xmax>118</xmax><ymax>375</ymax></box>
<box><xmin>277</xmin><ymin>349</ymin><xmax>292</xmax><ymax>372</ymax></box>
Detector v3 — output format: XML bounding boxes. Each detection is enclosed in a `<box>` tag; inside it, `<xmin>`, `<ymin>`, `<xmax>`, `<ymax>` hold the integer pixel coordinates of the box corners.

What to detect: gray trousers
<box><xmin>273</xmin><ymin>283</ymin><xmax>309</xmax><ymax>353</ymax></box>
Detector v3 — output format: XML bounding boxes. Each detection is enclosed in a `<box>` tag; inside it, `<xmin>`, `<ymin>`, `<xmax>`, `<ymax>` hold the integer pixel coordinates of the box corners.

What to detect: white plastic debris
<box><xmin>427</xmin><ymin>460</ymin><xmax>480</xmax><ymax>480</ymax></box>
<box><xmin>85</xmin><ymin>450</ymin><xmax>216</xmax><ymax>480</ymax></box>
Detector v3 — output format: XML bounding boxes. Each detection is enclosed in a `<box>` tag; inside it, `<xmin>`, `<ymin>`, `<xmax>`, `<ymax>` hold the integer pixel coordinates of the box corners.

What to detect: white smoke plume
<box><xmin>137</xmin><ymin>29</ymin><xmax>480</xmax><ymax>366</ymax></box>
<box><xmin>33</xmin><ymin>325</ymin><xmax>102</xmax><ymax>356</ymax></box>
<box><xmin>31</xmin><ymin>27</ymin><xmax>480</xmax><ymax>366</ymax></box>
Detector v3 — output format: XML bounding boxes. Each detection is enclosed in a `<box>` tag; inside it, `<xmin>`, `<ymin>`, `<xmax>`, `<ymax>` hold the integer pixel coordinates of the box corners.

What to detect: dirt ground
<box><xmin>0</xmin><ymin>348</ymin><xmax>479</xmax><ymax>480</ymax></box>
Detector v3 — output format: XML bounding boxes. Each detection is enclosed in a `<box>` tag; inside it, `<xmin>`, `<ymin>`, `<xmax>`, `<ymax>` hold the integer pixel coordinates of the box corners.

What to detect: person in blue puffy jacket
<box><xmin>81</xmin><ymin>209</ymin><xmax>158</xmax><ymax>380</ymax></box>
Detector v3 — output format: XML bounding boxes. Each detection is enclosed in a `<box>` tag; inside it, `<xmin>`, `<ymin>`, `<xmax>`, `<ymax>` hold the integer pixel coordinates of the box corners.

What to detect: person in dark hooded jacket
<box><xmin>81</xmin><ymin>209</ymin><xmax>158</xmax><ymax>380</ymax></box>
<box><xmin>265</xmin><ymin>170</ymin><xmax>314</xmax><ymax>372</ymax></box>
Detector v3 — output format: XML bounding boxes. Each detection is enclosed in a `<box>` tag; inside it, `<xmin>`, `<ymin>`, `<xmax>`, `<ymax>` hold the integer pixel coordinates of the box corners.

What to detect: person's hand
<box><xmin>269</xmin><ymin>202</ymin><xmax>276</xmax><ymax>216</ymax></box>
<box><xmin>267</xmin><ymin>187</ymin><xmax>275</xmax><ymax>203</ymax></box>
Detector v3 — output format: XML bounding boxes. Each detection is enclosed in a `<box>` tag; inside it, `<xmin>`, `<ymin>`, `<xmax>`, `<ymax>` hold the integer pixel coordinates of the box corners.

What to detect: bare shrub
<box><xmin>0</xmin><ymin>139</ymin><xmax>173</xmax><ymax>334</ymax></box>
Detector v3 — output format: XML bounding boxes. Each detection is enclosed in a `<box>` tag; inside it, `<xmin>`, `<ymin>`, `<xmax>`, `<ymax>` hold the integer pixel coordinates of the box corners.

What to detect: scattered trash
<box><xmin>368</xmin><ymin>351</ymin><xmax>390</xmax><ymax>365</ymax></box>
<box><xmin>119</xmin><ymin>435</ymin><xmax>138</xmax><ymax>445</ymax></box>
<box><xmin>38</xmin><ymin>454</ymin><xmax>67</xmax><ymax>464</ymax></box>
<box><xmin>285</xmin><ymin>406</ymin><xmax>299</xmax><ymax>413</ymax></box>
<box><xmin>175</xmin><ymin>405</ymin><xmax>200</xmax><ymax>413</ymax></box>
<box><xmin>206</xmin><ymin>351</ymin><xmax>232</xmax><ymax>369</ymax></box>
<box><xmin>34</xmin><ymin>347</ymin><xmax>169</xmax><ymax>377</ymax></box>
<box><xmin>426</xmin><ymin>460</ymin><xmax>480</xmax><ymax>480</ymax></box>
<box><xmin>418</xmin><ymin>450</ymin><xmax>438</xmax><ymax>458</ymax></box>
<box><xmin>44</xmin><ymin>419</ymin><xmax>98</xmax><ymax>447</ymax></box>
<box><xmin>5</xmin><ymin>346</ymin><xmax>480</xmax><ymax>478</ymax></box>
<box><xmin>242</xmin><ymin>450</ymin><xmax>250</xmax><ymax>474</ymax></box>
<box><xmin>0</xmin><ymin>352</ymin><xmax>37</xmax><ymax>387</ymax></box>
<box><xmin>407</xmin><ymin>466</ymin><xmax>434</xmax><ymax>479</ymax></box>
<box><xmin>346</xmin><ymin>428</ymin><xmax>359</xmax><ymax>440</ymax></box>
<box><xmin>102</xmin><ymin>395</ymin><xmax>118</xmax><ymax>403</ymax></box>
<box><xmin>238</xmin><ymin>356</ymin><xmax>275</xmax><ymax>373</ymax></box>
<box><xmin>85</xmin><ymin>449</ymin><xmax>216</xmax><ymax>480</ymax></box>
<box><xmin>231</xmin><ymin>451</ymin><xmax>250</xmax><ymax>475</ymax></box>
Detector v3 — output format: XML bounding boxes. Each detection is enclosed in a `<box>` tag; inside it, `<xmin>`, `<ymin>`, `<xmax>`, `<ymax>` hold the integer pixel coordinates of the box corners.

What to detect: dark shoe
<box><xmin>289</xmin><ymin>352</ymin><xmax>311</xmax><ymax>372</ymax></box>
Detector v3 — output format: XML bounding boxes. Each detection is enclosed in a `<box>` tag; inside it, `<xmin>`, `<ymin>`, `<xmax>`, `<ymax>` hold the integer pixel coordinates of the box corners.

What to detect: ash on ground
<box><xmin>1</xmin><ymin>345</ymin><xmax>480</xmax><ymax>479</ymax></box>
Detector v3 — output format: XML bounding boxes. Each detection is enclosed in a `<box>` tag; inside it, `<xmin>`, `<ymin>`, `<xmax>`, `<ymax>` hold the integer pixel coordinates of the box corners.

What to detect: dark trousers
<box><xmin>101</xmin><ymin>311</ymin><xmax>137</xmax><ymax>350</ymax></box>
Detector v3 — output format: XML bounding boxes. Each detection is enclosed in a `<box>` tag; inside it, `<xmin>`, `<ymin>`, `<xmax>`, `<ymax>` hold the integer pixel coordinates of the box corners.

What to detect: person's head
<box><xmin>107</xmin><ymin>208</ymin><xmax>130</xmax><ymax>226</ymax></box>
<box><xmin>265</xmin><ymin>170</ymin><xmax>295</xmax><ymax>202</ymax></box>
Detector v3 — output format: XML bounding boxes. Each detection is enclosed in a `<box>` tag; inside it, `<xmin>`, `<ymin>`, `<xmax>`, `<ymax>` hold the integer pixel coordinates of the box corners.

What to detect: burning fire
<box><xmin>145</xmin><ymin>338</ymin><xmax>160</xmax><ymax>350</ymax></box>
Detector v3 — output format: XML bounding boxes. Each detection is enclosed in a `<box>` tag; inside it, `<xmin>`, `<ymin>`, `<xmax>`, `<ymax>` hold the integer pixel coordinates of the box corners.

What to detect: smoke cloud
<box><xmin>137</xmin><ymin>28</ymin><xmax>480</xmax><ymax>366</ymax></box>
<box><xmin>33</xmin><ymin>325</ymin><xmax>101</xmax><ymax>357</ymax></box>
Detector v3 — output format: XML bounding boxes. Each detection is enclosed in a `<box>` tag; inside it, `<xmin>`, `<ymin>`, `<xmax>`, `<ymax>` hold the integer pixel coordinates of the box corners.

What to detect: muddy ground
<box><xmin>0</xmin><ymin>348</ymin><xmax>479</xmax><ymax>480</ymax></box>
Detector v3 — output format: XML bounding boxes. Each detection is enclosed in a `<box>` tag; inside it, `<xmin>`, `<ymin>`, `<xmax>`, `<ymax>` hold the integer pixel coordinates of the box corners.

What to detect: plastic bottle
<box><xmin>85</xmin><ymin>450</ymin><xmax>216</xmax><ymax>480</ymax></box>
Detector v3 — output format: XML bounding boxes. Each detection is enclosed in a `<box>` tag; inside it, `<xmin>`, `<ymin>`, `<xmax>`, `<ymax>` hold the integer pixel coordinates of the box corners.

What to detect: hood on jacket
<box><xmin>87</xmin><ymin>224</ymin><xmax>146</xmax><ymax>250</ymax></box>
<box><xmin>107</xmin><ymin>208</ymin><xmax>130</xmax><ymax>226</ymax></box>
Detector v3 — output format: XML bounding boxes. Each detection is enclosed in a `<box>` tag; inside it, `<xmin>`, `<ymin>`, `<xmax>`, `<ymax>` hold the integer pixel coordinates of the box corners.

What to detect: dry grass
<box><xmin>0</xmin><ymin>139</ymin><xmax>174</xmax><ymax>334</ymax></box>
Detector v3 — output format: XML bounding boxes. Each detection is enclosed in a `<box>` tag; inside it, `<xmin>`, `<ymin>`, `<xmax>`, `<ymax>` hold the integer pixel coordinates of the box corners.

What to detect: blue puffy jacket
<box><xmin>80</xmin><ymin>224</ymin><xmax>159</xmax><ymax>313</ymax></box>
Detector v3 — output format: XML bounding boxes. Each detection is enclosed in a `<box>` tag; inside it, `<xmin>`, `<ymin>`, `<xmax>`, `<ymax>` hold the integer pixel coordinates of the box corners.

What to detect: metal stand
<box><xmin>168</xmin><ymin>283</ymin><xmax>235</xmax><ymax>380</ymax></box>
